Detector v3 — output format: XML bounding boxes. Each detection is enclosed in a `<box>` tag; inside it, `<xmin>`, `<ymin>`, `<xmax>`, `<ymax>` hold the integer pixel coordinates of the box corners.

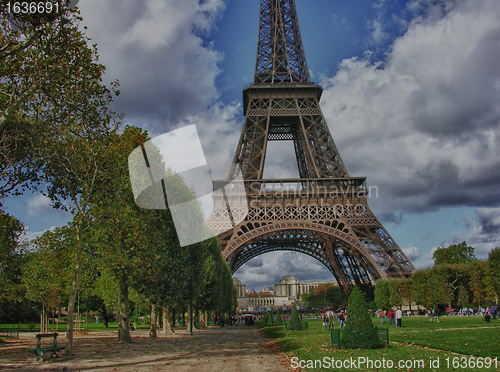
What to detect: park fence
<box><xmin>331</xmin><ymin>327</ymin><xmax>389</xmax><ymax>349</ymax></box>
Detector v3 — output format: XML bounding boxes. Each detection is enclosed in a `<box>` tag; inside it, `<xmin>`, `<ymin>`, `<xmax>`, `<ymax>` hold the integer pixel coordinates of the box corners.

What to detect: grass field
<box><xmin>257</xmin><ymin>316</ymin><xmax>500</xmax><ymax>372</ymax></box>
<box><xmin>0</xmin><ymin>320</ymin><xmax>151</xmax><ymax>335</ymax></box>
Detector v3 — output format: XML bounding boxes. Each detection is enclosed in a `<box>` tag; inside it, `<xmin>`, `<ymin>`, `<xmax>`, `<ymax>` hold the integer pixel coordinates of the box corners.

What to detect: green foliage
<box><xmin>275</xmin><ymin>310</ymin><xmax>283</xmax><ymax>326</ymax></box>
<box><xmin>1</xmin><ymin>5</ymin><xmax>122</xmax><ymax>201</ymax></box>
<box><xmin>22</xmin><ymin>226</ymin><xmax>74</xmax><ymax>309</ymax></box>
<box><xmin>410</xmin><ymin>261</ymin><xmax>497</xmax><ymax>309</ymax></box>
<box><xmin>487</xmin><ymin>247</ymin><xmax>500</xmax><ymax>299</ymax></box>
<box><xmin>433</xmin><ymin>241</ymin><xmax>476</xmax><ymax>266</ymax></box>
<box><xmin>0</xmin><ymin>210</ymin><xmax>31</xmax><ymax>322</ymax></box>
<box><xmin>301</xmin><ymin>284</ymin><xmax>343</xmax><ymax>309</ymax></box>
<box><xmin>389</xmin><ymin>278</ymin><xmax>412</xmax><ymax>309</ymax></box>
<box><xmin>289</xmin><ymin>304</ymin><xmax>302</xmax><ymax>330</ymax></box>
<box><xmin>374</xmin><ymin>279</ymin><xmax>390</xmax><ymax>310</ymax></box>
<box><xmin>342</xmin><ymin>286</ymin><xmax>382</xmax><ymax>349</ymax></box>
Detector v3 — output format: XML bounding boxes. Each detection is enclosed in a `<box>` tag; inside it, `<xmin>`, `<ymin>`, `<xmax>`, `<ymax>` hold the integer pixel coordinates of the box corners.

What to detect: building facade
<box><xmin>233</xmin><ymin>276</ymin><xmax>335</xmax><ymax>312</ymax></box>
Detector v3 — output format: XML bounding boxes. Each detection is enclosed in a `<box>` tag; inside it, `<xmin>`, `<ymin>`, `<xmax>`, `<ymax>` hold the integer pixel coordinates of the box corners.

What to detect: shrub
<box><xmin>289</xmin><ymin>304</ymin><xmax>302</xmax><ymax>330</ymax></box>
<box><xmin>275</xmin><ymin>310</ymin><xmax>283</xmax><ymax>326</ymax></box>
<box><xmin>341</xmin><ymin>286</ymin><xmax>383</xmax><ymax>348</ymax></box>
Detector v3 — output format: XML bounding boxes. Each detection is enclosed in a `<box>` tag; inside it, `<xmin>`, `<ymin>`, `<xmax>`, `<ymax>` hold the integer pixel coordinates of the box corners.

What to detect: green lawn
<box><xmin>0</xmin><ymin>320</ymin><xmax>151</xmax><ymax>334</ymax></box>
<box><xmin>257</xmin><ymin>316</ymin><xmax>500</xmax><ymax>372</ymax></box>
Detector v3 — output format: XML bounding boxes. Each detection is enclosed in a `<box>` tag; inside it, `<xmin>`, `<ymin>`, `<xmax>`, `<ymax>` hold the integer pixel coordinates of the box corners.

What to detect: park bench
<box><xmin>27</xmin><ymin>332</ymin><xmax>65</xmax><ymax>361</ymax></box>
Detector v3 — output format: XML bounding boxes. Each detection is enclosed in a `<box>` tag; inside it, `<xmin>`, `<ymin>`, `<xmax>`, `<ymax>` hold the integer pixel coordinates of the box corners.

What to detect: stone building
<box><xmin>233</xmin><ymin>275</ymin><xmax>335</xmax><ymax>312</ymax></box>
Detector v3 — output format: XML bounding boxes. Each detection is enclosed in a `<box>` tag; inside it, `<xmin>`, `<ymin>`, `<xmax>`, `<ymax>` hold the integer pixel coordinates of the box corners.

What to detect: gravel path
<box><xmin>0</xmin><ymin>326</ymin><xmax>292</xmax><ymax>372</ymax></box>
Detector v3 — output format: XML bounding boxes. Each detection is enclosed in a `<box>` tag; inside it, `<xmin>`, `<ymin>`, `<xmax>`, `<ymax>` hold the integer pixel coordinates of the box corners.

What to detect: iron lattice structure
<box><xmin>208</xmin><ymin>0</ymin><xmax>415</xmax><ymax>297</ymax></box>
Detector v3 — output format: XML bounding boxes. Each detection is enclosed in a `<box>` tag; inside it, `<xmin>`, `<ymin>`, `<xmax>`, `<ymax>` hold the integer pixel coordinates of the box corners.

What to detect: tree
<box><xmin>433</xmin><ymin>241</ymin><xmax>476</xmax><ymax>266</ymax></box>
<box><xmin>289</xmin><ymin>304</ymin><xmax>302</xmax><ymax>330</ymax></box>
<box><xmin>469</xmin><ymin>261</ymin><xmax>488</xmax><ymax>308</ymax></box>
<box><xmin>275</xmin><ymin>310</ymin><xmax>283</xmax><ymax>326</ymax></box>
<box><xmin>374</xmin><ymin>279</ymin><xmax>390</xmax><ymax>310</ymax></box>
<box><xmin>342</xmin><ymin>286</ymin><xmax>381</xmax><ymax>349</ymax></box>
<box><xmin>23</xmin><ymin>226</ymin><xmax>74</xmax><ymax>313</ymax></box>
<box><xmin>487</xmin><ymin>247</ymin><xmax>500</xmax><ymax>302</ymax></box>
<box><xmin>0</xmin><ymin>210</ymin><xmax>30</xmax><ymax>322</ymax></box>
<box><xmin>457</xmin><ymin>285</ymin><xmax>470</xmax><ymax>308</ymax></box>
<box><xmin>2</xmin><ymin>5</ymin><xmax>122</xmax><ymax>354</ymax></box>
<box><xmin>0</xmin><ymin>4</ymin><xmax>114</xmax><ymax>201</ymax></box>
<box><xmin>89</xmin><ymin>128</ymin><xmax>156</xmax><ymax>343</ymax></box>
<box><xmin>389</xmin><ymin>279</ymin><xmax>403</xmax><ymax>308</ymax></box>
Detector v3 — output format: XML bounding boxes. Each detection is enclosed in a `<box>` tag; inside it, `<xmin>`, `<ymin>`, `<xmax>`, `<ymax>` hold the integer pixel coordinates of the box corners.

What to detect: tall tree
<box><xmin>23</xmin><ymin>226</ymin><xmax>75</xmax><ymax>313</ymax></box>
<box><xmin>433</xmin><ymin>241</ymin><xmax>476</xmax><ymax>266</ymax></box>
<box><xmin>0</xmin><ymin>210</ymin><xmax>28</xmax><ymax>321</ymax></box>
<box><xmin>487</xmin><ymin>247</ymin><xmax>500</xmax><ymax>303</ymax></box>
<box><xmin>0</xmin><ymin>3</ymin><xmax>109</xmax><ymax>201</ymax></box>
<box><xmin>89</xmin><ymin>127</ymin><xmax>155</xmax><ymax>343</ymax></box>
<box><xmin>374</xmin><ymin>279</ymin><xmax>390</xmax><ymax>310</ymax></box>
<box><xmin>1</xmin><ymin>4</ymin><xmax>122</xmax><ymax>353</ymax></box>
<box><xmin>342</xmin><ymin>286</ymin><xmax>380</xmax><ymax>348</ymax></box>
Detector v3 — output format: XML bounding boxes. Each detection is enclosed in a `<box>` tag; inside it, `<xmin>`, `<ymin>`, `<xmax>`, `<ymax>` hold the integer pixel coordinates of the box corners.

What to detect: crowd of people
<box><xmin>376</xmin><ymin>308</ymin><xmax>403</xmax><ymax>327</ymax></box>
<box><xmin>321</xmin><ymin>311</ymin><xmax>346</xmax><ymax>330</ymax></box>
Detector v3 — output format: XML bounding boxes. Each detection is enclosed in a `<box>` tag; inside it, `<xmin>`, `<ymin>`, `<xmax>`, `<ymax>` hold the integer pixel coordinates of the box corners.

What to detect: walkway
<box><xmin>0</xmin><ymin>326</ymin><xmax>291</xmax><ymax>371</ymax></box>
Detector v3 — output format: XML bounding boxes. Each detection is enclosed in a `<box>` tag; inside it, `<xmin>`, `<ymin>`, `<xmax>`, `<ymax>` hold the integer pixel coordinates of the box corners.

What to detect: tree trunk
<box><xmin>162</xmin><ymin>307</ymin><xmax>174</xmax><ymax>335</ymax></box>
<box><xmin>65</xmin><ymin>222</ymin><xmax>83</xmax><ymax>355</ymax></box>
<box><xmin>117</xmin><ymin>277</ymin><xmax>132</xmax><ymax>343</ymax></box>
<box><xmin>101</xmin><ymin>302</ymin><xmax>109</xmax><ymax>328</ymax></box>
<box><xmin>189</xmin><ymin>304</ymin><xmax>193</xmax><ymax>336</ymax></box>
<box><xmin>149</xmin><ymin>304</ymin><xmax>157</xmax><ymax>338</ymax></box>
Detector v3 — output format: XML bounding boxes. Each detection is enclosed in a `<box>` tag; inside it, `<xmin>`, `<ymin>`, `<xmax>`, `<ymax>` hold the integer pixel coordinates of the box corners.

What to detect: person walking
<box><xmin>389</xmin><ymin>309</ymin><xmax>395</xmax><ymax>325</ymax></box>
<box><xmin>328</xmin><ymin>313</ymin><xmax>334</xmax><ymax>330</ymax></box>
<box><xmin>395</xmin><ymin>307</ymin><xmax>402</xmax><ymax>327</ymax></box>
<box><xmin>338</xmin><ymin>311</ymin><xmax>345</xmax><ymax>328</ymax></box>
<box><xmin>379</xmin><ymin>309</ymin><xmax>386</xmax><ymax>324</ymax></box>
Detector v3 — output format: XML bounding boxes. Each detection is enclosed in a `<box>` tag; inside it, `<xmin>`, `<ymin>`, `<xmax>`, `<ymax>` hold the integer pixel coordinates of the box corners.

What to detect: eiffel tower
<box><xmin>207</xmin><ymin>0</ymin><xmax>415</xmax><ymax>297</ymax></box>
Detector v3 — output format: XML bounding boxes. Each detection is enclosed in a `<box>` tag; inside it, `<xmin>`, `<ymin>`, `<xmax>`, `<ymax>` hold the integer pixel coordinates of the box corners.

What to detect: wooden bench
<box><xmin>27</xmin><ymin>333</ymin><xmax>65</xmax><ymax>361</ymax></box>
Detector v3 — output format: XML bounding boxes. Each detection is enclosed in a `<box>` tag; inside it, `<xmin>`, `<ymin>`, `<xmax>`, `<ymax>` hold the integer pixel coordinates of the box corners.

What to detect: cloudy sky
<box><xmin>4</xmin><ymin>0</ymin><xmax>500</xmax><ymax>291</ymax></box>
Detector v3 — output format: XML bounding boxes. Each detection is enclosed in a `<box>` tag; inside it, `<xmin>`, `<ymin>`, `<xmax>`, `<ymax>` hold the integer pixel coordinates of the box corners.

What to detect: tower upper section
<box><xmin>253</xmin><ymin>0</ymin><xmax>311</xmax><ymax>85</ymax></box>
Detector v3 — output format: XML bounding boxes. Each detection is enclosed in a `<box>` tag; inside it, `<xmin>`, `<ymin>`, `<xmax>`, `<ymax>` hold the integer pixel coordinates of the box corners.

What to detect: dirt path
<box><xmin>0</xmin><ymin>326</ymin><xmax>292</xmax><ymax>372</ymax></box>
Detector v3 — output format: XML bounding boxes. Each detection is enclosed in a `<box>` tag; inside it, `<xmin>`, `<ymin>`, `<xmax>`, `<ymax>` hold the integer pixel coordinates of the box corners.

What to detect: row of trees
<box><xmin>375</xmin><ymin>243</ymin><xmax>500</xmax><ymax>311</ymax></box>
<box><xmin>301</xmin><ymin>283</ymin><xmax>345</xmax><ymax>309</ymax></box>
<box><xmin>0</xmin><ymin>2</ymin><xmax>236</xmax><ymax>354</ymax></box>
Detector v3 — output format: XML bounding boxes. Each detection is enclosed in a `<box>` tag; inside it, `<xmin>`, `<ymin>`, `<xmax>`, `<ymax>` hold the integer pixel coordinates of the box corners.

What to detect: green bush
<box><xmin>275</xmin><ymin>310</ymin><xmax>283</xmax><ymax>326</ymax></box>
<box><xmin>267</xmin><ymin>311</ymin><xmax>274</xmax><ymax>325</ymax></box>
<box><xmin>341</xmin><ymin>286</ymin><xmax>383</xmax><ymax>349</ymax></box>
<box><xmin>289</xmin><ymin>304</ymin><xmax>302</xmax><ymax>330</ymax></box>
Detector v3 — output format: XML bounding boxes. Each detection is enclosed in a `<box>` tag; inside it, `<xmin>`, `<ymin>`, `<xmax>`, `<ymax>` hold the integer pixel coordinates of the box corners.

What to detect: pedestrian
<box><xmin>434</xmin><ymin>307</ymin><xmax>440</xmax><ymax>322</ymax></box>
<box><xmin>379</xmin><ymin>309</ymin><xmax>385</xmax><ymax>324</ymax></box>
<box><xmin>395</xmin><ymin>307</ymin><xmax>402</xmax><ymax>327</ymax></box>
<box><xmin>338</xmin><ymin>311</ymin><xmax>345</xmax><ymax>328</ymax></box>
<box><xmin>389</xmin><ymin>309</ymin><xmax>395</xmax><ymax>325</ymax></box>
<box><xmin>328</xmin><ymin>313</ymin><xmax>334</xmax><ymax>330</ymax></box>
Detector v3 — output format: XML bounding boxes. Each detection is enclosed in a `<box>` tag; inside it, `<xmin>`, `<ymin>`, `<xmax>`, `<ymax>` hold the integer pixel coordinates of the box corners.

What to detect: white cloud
<box><xmin>27</xmin><ymin>194</ymin><xmax>52</xmax><ymax>217</ymax></box>
<box><xmin>320</xmin><ymin>0</ymin><xmax>500</xmax><ymax>218</ymax></box>
<box><xmin>78</xmin><ymin>0</ymin><xmax>225</xmax><ymax>129</ymax></box>
<box><xmin>21</xmin><ymin>226</ymin><xmax>58</xmax><ymax>244</ymax></box>
<box><xmin>234</xmin><ymin>251</ymin><xmax>332</xmax><ymax>291</ymax></box>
